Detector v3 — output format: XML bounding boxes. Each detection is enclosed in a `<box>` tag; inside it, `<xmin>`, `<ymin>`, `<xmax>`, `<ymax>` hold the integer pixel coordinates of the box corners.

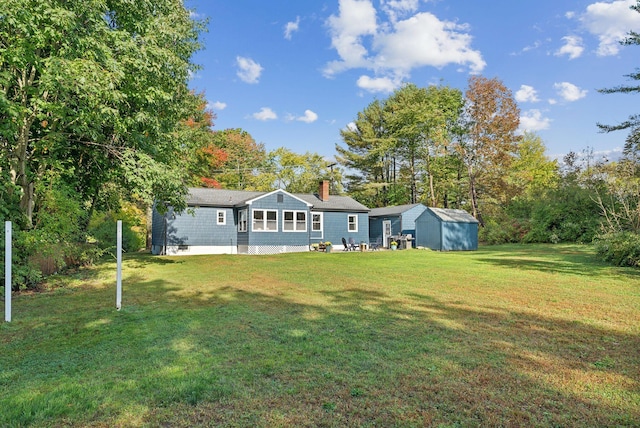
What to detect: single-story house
<box><xmin>151</xmin><ymin>181</ymin><xmax>370</xmax><ymax>255</ymax></box>
<box><xmin>415</xmin><ymin>207</ymin><xmax>479</xmax><ymax>251</ymax></box>
<box><xmin>369</xmin><ymin>203</ymin><xmax>427</xmax><ymax>248</ymax></box>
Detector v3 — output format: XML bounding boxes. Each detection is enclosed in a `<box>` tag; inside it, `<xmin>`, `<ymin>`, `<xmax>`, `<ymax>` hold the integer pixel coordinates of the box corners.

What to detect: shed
<box><xmin>415</xmin><ymin>207</ymin><xmax>479</xmax><ymax>251</ymax></box>
<box><xmin>369</xmin><ymin>203</ymin><xmax>426</xmax><ymax>248</ymax></box>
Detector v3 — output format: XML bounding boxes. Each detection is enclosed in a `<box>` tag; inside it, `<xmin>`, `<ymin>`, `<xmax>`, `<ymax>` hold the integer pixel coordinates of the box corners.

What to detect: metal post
<box><xmin>116</xmin><ymin>220</ymin><xmax>122</xmax><ymax>310</ymax></box>
<box><xmin>5</xmin><ymin>221</ymin><xmax>11</xmax><ymax>322</ymax></box>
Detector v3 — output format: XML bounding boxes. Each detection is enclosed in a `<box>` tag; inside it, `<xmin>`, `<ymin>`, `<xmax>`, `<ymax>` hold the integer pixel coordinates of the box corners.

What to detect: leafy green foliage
<box><xmin>595</xmin><ymin>232</ymin><xmax>640</xmax><ymax>267</ymax></box>
<box><xmin>88</xmin><ymin>205</ymin><xmax>145</xmax><ymax>253</ymax></box>
<box><xmin>0</xmin><ymin>0</ymin><xmax>204</xmax><ymax>225</ymax></box>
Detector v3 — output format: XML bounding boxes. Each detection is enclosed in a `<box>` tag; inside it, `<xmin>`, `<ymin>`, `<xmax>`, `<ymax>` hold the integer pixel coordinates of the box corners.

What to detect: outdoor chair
<box><xmin>348</xmin><ymin>237</ymin><xmax>359</xmax><ymax>251</ymax></box>
<box><xmin>370</xmin><ymin>237</ymin><xmax>382</xmax><ymax>250</ymax></box>
<box><xmin>341</xmin><ymin>237</ymin><xmax>351</xmax><ymax>251</ymax></box>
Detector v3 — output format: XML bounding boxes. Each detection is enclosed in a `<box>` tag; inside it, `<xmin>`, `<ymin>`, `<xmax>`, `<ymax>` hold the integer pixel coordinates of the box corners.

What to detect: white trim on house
<box><xmin>238</xmin><ymin>209</ymin><xmax>248</xmax><ymax>232</ymax></box>
<box><xmin>311</xmin><ymin>212</ymin><xmax>323</xmax><ymax>233</ymax></box>
<box><xmin>252</xmin><ymin>209</ymin><xmax>278</xmax><ymax>232</ymax></box>
<box><xmin>283</xmin><ymin>210</ymin><xmax>307</xmax><ymax>232</ymax></box>
<box><xmin>348</xmin><ymin>214</ymin><xmax>358</xmax><ymax>232</ymax></box>
<box><xmin>243</xmin><ymin>188</ymin><xmax>313</xmax><ymax>207</ymax></box>
<box><xmin>156</xmin><ymin>245</ymin><xmax>238</xmax><ymax>256</ymax></box>
<box><xmin>217</xmin><ymin>210</ymin><xmax>226</xmax><ymax>225</ymax></box>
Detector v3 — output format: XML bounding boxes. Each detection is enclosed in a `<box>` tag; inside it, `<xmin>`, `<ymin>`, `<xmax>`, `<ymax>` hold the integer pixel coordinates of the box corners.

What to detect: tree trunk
<box><xmin>468</xmin><ymin>166</ymin><xmax>484</xmax><ymax>226</ymax></box>
<box><xmin>13</xmin><ymin>65</ymin><xmax>39</xmax><ymax>228</ymax></box>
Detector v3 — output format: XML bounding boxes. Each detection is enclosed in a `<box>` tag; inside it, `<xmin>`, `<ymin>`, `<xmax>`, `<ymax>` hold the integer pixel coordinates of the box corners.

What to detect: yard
<box><xmin>1</xmin><ymin>245</ymin><xmax>639</xmax><ymax>427</ymax></box>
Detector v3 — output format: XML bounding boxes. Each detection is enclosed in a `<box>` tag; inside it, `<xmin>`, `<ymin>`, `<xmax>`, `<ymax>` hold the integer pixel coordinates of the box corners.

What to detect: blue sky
<box><xmin>185</xmin><ymin>0</ymin><xmax>640</xmax><ymax>162</ymax></box>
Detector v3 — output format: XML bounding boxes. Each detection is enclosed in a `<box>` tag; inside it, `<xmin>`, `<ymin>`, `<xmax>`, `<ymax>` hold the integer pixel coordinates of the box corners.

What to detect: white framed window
<box><xmin>217</xmin><ymin>210</ymin><xmax>226</xmax><ymax>225</ymax></box>
<box><xmin>348</xmin><ymin>214</ymin><xmax>358</xmax><ymax>232</ymax></box>
<box><xmin>238</xmin><ymin>209</ymin><xmax>248</xmax><ymax>232</ymax></box>
<box><xmin>283</xmin><ymin>210</ymin><xmax>307</xmax><ymax>232</ymax></box>
<box><xmin>312</xmin><ymin>212</ymin><xmax>323</xmax><ymax>232</ymax></box>
<box><xmin>253</xmin><ymin>209</ymin><xmax>278</xmax><ymax>232</ymax></box>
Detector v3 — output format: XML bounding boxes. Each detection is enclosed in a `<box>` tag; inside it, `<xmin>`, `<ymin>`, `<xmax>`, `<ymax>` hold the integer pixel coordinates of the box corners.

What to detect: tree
<box><xmin>336</xmin><ymin>85</ymin><xmax>464</xmax><ymax>208</ymax></box>
<box><xmin>252</xmin><ymin>147</ymin><xmax>342</xmax><ymax>193</ymax></box>
<box><xmin>336</xmin><ymin>99</ymin><xmax>398</xmax><ymax>207</ymax></box>
<box><xmin>385</xmin><ymin>84</ymin><xmax>464</xmax><ymax>205</ymax></box>
<box><xmin>207</xmin><ymin>129</ymin><xmax>267</xmax><ymax>190</ymax></box>
<box><xmin>457</xmin><ymin>76</ymin><xmax>521</xmax><ymax>225</ymax></box>
<box><xmin>508</xmin><ymin>132</ymin><xmax>560</xmax><ymax>199</ymax></box>
<box><xmin>0</xmin><ymin>0</ymin><xmax>204</xmax><ymax>227</ymax></box>
<box><xmin>597</xmin><ymin>0</ymin><xmax>640</xmax><ymax>157</ymax></box>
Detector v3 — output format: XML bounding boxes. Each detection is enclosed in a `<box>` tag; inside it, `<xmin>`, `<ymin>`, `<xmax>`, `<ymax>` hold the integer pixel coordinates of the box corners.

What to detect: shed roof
<box><xmin>369</xmin><ymin>203</ymin><xmax>424</xmax><ymax>218</ymax></box>
<box><xmin>427</xmin><ymin>207</ymin><xmax>479</xmax><ymax>223</ymax></box>
<box><xmin>185</xmin><ymin>187</ymin><xmax>369</xmax><ymax>212</ymax></box>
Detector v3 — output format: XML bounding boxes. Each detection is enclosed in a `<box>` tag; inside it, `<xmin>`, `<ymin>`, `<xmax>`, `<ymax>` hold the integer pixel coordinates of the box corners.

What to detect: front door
<box><xmin>383</xmin><ymin>220</ymin><xmax>392</xmax><ymax>248</ymax></box>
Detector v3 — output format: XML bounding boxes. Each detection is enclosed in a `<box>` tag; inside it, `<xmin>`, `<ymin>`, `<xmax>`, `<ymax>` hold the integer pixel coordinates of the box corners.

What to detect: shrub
<box><xmin>88</xmin><ymin>207</ymin><xmax>145</xmax><ymax>253</ymax></box>
<box><xmin>594</xmin><ymin>232</ymin><xmax>640</xmax><ymax>267</ymax></box>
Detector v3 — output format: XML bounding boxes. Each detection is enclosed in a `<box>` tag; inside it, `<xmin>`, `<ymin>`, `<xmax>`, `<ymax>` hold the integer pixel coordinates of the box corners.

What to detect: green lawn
<box><xmin>1</xmin><ymin>245</ymin><xmax>639</xmax><ymax>427</ymax></box>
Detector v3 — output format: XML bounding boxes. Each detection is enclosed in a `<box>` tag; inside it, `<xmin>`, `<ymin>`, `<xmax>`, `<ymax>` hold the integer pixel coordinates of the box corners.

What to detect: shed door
<box><xmin>383</xmin><ymin>220</ymin><xmax>392</xmax><ymax>247</ymax></box>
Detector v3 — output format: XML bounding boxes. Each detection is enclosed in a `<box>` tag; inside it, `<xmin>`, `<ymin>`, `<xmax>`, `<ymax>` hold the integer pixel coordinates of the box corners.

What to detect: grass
<box><xmin>1</xmin><ymin>244</ymin><xmax>639</xmax><ymax>427</ymax></box>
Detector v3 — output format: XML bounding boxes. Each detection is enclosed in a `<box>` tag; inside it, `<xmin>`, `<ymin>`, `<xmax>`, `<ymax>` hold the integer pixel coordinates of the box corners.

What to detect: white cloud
<box><xmin>324</xmin><ymin>0</ymin><xmax>378</xmax><ymax>77</ymax></box>
<box><xmin>357</xmin><ymin>75</ymin><xmax>401</xmax><ymax>93</ymax></box>
<box><xmin>209</xmin><ymin>101</ymin><xmax>227</xmax><ymax>111</ymax></box>
<box><xmin>284</xmin><ymin>16</ymin><xmax>300</xmax><ymax>40</ymax></box>
<box><xmin>515</xmin><ymin>85</ymin><xmax>540</xmax><ymax>103</ymax></box>
<box><xmin>252</xmin><ymin>107</ymin><xmax>277</xmax><ymax>121</ymax></box>
<box><xmin>555</xmin><ymin>35</ymin><xmax>585</xmax><ymax>59</ymax></box>
<box><xmin>297</xmin><ymin>110</ymin><xmax>319</xmax><ymax>123</ymax></box>
<box><xmin>374</xmin><ymin>13</ymin><xmax>486</xmax><ymax>74</ymax></box>
<box><xmin>580</xmin><ymin>0</ymin><xmax>640</xmax><ymax>56</ymax></box>
<box><xmin>324</xmin><ymin>0</ymin><xmax>485</xmax><ymax>90</ymax></box>
<box><xmin>519</xmin><ymin>109</ymin><xmax>552</xmax><ymax>132</ymax></box>
<box><xmin>236</xmin><ymin>56</ymin><xmax>263</xmax><ymax>84</ymax></box>
<box><xmin>381</xmin><ymin>0</ymin><xmax>420</xmax><ymax>22</ymax></box>
<box><xmin>554</xmin><ymin>82</ymin><xmax>588</xmax><ymax>101</ymax></box>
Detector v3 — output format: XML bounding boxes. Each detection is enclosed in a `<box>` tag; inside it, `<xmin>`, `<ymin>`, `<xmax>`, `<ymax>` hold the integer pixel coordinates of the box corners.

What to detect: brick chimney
<box><xmin>318</xmin><ymin>180</ymin><xmax>330</xmax><ymax>201</ymax></box>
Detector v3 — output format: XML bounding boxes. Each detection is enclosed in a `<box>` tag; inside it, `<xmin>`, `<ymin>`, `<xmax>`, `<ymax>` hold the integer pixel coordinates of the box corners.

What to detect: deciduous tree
<box><xmin>457</xmin><ymin>76</ymin><xmax>521</xmax><ymax>225</ymax></box>
<box><xmin>0</xmin><ymin>0</ymin><xmax>204</xmax><ymax>226</ymax></box>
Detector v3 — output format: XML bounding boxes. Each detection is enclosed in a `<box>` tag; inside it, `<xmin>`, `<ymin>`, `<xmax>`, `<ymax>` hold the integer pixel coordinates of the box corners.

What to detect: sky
<box><xmin>185</xmin><ymin>0</ymin><xmax>640</xmax><ymax>162</ymax></box>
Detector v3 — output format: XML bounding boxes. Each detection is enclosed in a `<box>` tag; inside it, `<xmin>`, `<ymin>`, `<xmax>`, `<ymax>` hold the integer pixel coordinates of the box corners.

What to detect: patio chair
<box><xmin>348</xmin><ymin>237</ymin><xmax>359</xmax><ymax>251</ymax></box>
<box><xmin>341</xmin><ymin>237</ymin><xmax>351</xmax><ymax>251</ymax></box>
<box><xmin>369</xmin><ymin>237</ymin><xmax>382</xmax><ymax>250</ymax></box>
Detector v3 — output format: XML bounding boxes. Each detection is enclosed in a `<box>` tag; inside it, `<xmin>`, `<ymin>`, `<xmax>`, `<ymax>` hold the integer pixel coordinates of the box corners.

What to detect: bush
<box><xmin>88</xmin><ymin>205</ymin><xmax>146</xmax><ymax>253</ymax></box>
<box><xmin>1</xmin><ymin>183</ymin><xmax>107</xmax><ymax>291</ymax></box>
<box><xmin>594</xmin><ymin>232</ymin><xmax>640</xmax><ymax>267</ymax></box>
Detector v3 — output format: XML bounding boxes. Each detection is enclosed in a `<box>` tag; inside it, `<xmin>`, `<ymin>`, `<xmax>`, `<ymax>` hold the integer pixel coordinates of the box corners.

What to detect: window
<box><xmin>312</xmin><ymin>213</ymin><xmax>323</xmax><ymax>232</ymax></box>
<box><xmin>348</xmin><ymin>214</ymin><xmax>358</xmax><ymax>232</ymax></box>
<box><xmin>283</xmin><ymin>210</ymin><xmax>306</xmax><ymax>232</ymax></box>
<box><xmin>238</xmin><ymin>209</ymin><xmax>247</xmax><ymax>232</ymax></box>
<box><xmin>253</xmin><ymin>209</ymin><xmax>278</xmax><ymax>231</ymax></box>
<box><xmin>217</xmin><ymin>210</ymin><xmax>226</xmax><ymax>225</ymax></box>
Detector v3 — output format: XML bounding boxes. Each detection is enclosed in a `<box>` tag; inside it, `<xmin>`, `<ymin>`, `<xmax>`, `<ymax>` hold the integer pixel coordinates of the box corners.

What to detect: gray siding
<box><xmin>400</xmin><ymin>205</ymin><xmax>427</xmax><ymax>237</ymax></box>
<box><xmin>322</xmin><ymin>211</ymin><xmax>369</xmax><ymax>248</ymax></box>
<box><xmin>159</xmin><ymin>207</ymin><xmax>236</xmax><ymax>247</ymax></box>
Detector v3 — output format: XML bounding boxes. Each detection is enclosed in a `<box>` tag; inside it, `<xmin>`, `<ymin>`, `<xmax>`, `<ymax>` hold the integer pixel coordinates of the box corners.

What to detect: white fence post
<box><xmin>116</xmin><ymin>220</ymin><xmax>122</xmax><ymax>311</ymax></box>
<box><xmin>5</xmin><ymin>221</ymin><xmax>11</xmax><ymax>323</ymax></box>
